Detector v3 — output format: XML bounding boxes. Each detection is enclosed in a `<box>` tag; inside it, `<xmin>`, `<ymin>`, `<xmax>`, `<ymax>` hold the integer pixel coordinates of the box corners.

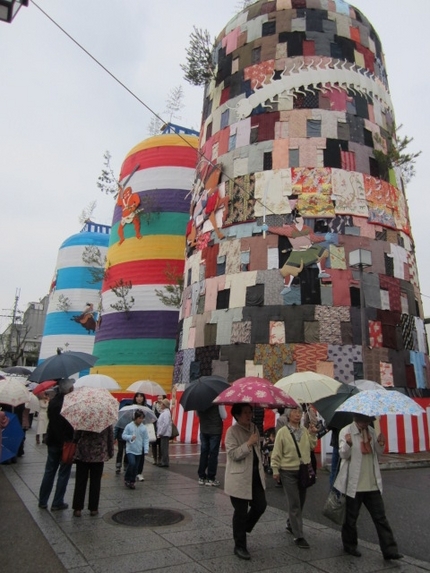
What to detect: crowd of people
<box><xmin>2</xmin><ymin>379</ymin><xmax>402</xmax><ymax>563</ymax></box>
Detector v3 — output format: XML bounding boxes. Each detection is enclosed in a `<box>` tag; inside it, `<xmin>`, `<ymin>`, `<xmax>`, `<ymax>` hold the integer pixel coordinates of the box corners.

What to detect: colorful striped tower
<box><xmin>93</xmin><ymin>128</ymin><xmax>199</xmax><ymax>391</ymax></box>
<box><xmin>175</xmin><ymin>1</ymin><xmax>429</xmax><ymax>400</ymax></box>
<box><xmin>39</xmin><ymin>222</ymin><xmax>110</xmax><ymax>363</ymax></box>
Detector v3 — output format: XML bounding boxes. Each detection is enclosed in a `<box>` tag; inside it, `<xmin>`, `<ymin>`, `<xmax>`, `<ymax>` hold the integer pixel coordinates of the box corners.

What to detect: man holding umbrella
<box><xmin>38</xmin><ymin>379</ymin><xmax>75</xmax><ymax>511</ymax></box>
<box><xmin>197</xmin><ymin>403</ymin><xmax>226</xmax><ymax>487</ymax></box>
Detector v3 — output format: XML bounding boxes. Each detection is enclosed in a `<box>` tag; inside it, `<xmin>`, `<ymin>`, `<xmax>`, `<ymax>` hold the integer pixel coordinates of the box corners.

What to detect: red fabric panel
<box><xmin>327</xmin><ymin>269</ymin><xmax>353</xmax><ymax>306</ymax></box>
<box><xmin>204</xmin><ymin>243</ymin><xmax>219</xmax><ymax>279</ymax></box>
<box><xmin>251</xmin><ymin>112</ymin><xmax>280</xmax><ymax>142</ymax></box>
<box><xmin>303</xmin><ymin>40</ymin><xmax>315</xmax><ymax>56</ymax></box>
<box><xmin>341</xmin><ymin>150</ymin><xmax>356</xmax><ymax>171</ymax></box>
<box><xmin>121</xmin><ymin>146</ymin><xmax>197</xmax><ymax>177</ymax></box>
<box><xmin>354</xmin><ymin>43</ymin><xmax>375</xmax><ymax>73</ymax></box>
<box><xmin>220</xmin><ymin>86</ymin><xmax>231</xmax><ymax>105</ymax></box>
<box><xmin>102</xmin><ymin>259</ymin><xmax>185</xmax><ymax>292</ymax></box>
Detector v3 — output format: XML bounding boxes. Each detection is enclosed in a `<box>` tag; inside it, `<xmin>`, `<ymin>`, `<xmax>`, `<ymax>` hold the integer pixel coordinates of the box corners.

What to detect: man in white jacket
<box><xmin>334</xmin><ymin>414</ymin><xmax>402</xmax><ymax>561</ymax></box>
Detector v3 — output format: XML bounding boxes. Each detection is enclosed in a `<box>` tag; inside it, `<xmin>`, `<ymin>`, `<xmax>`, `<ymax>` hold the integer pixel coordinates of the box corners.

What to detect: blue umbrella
<box><xmin>335</xmin><ymin>390</ymin><xmax>425</xmax><ymax>417</ymax></box>
<box><xmin>1</xmin><ymin>412</ymin><xmax>24</xmax><ymax>463</ymax></box>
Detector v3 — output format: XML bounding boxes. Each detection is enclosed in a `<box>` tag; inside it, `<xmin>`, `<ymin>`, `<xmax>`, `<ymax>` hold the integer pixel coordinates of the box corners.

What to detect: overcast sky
<box><xmin>1</xmin><ymin>0</ymin><xmax>429</xmax><ymax>330</ymax></box>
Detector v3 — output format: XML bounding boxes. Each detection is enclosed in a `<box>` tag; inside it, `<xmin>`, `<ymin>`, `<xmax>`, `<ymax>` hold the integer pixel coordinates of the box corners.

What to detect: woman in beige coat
<box><xmin>224</xmin><ymin>403</ymin><xmax>267</xmax><ymax>561</ymax></box>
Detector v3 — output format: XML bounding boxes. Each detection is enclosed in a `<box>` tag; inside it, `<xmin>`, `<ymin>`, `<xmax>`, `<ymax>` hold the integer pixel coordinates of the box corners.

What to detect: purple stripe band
<box><xmin>95</xmin><ymin>310</ymin><xmax>180</xmax><ymax>341</ymax></box>
<box><xmin>111</xmin><ymin>188</ymin><xmax>191</xmax><ymax>225</ymax></box>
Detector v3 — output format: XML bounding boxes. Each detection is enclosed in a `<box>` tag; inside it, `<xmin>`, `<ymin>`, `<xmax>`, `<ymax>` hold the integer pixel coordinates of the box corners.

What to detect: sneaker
<box><xmin>198</xmin><ymin>478</ymin><xmax>206</xmax><ymax>485</ymax></box>
<box><xmin>136</xmin><ymin>474</ymin><xmax>144</xmax><ymax>481</ymax></box>
<box><xmin>205</xmin><ymin>479</ymin><xmax>220</xmax><ymax>487</ymax></box>
<box><xmin>129</xmin><ymin>483</ymin><xmax>136</xmax><ymax>490</ymax></box>
<box><xmin>294</xmin><ymin>537</ymin><xmax>310</xmax><ymax>549</ymax></box>
<box><xmin>124</xmin><ymin>481</ymin><xmax>131</xmax><ymax>488</ymax></box>
<box><xmin>51</xmin><ymin>503</ymin><xmax>69</xmax><ymax>511</ymax></box>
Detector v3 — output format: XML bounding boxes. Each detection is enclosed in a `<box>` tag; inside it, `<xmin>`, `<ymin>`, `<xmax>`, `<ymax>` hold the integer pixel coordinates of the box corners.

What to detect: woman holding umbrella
<box><xmin>72</xmin><ymin>424</ymin><xmax>114</xmax><ymax>517</ymax></box>
<box><xmin>224</xmin><ymin>403</ymin><xmax>267</xmax><ymax>561</ymax></box>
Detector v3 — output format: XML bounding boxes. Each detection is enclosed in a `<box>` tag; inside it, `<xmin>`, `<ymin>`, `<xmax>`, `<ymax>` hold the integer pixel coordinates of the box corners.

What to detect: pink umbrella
<box><xmin>232</xmin><ymin>376</ymin><xmax>272</xmax><ymax>386</ymax></box>
<box><xmin>214</xmin><ymin>377</ymin><xmax>298</xmax><ymax>409</ymax></box>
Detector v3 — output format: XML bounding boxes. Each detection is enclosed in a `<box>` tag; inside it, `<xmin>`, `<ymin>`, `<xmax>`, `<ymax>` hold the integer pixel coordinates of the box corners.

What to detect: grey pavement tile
<box><xmin>145</xmin><ymin>564</ymin><xmax>211</xmax><ymax>573</ymax></box>
<box><xmin>67</xmin><ymin>567</ymin><xmax>96</xmax><ymax>573</ymax></box>
<box><xmin>88</xmin><ymin>546</ymin><xmax>192</xmax><ymax>573</ymax></box>
<box><xmin>199</xmin><ymin>546</ymin><xmax>302</xmax><ymax>572</ymax></box>
<box><xmin>68</xmin><ymin>528</ymin><xmax>172</xmax><ymax>559</ymax></box>
<box><xmin>259</xmin><ymin>565</ymin><xmax>332</xmax><ymax>573</ymax></box>
<box><xmin>179</xmin><ymin>538</ymin><xmax>242</xmax><ymax>561</ymax></box>
<box><xmin>159</xmin><ymin>524</ymin><xmax>233</xmax><ymax>547</ymax></box>
<box><xmin>309</xmin><ymin>553</ymin><xmax>397</xmax><ymax>573</ymax></box>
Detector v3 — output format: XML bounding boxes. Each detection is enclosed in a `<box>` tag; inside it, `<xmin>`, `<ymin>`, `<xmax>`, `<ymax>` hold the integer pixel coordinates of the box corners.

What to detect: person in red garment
<box><xmin>117</xmin><ymin>185</ymin><xmax>142</xmax><ymax>244</ymax></box>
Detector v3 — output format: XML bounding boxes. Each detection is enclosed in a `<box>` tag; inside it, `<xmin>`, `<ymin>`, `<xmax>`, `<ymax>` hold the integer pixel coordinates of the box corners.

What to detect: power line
<box><xmin>30</xmin><ymin>1</ymin><xmax>275</xmax><ymax>217</ymax></box>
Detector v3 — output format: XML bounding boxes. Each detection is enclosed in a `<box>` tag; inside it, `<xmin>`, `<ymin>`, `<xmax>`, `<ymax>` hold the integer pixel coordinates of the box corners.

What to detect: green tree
<box><xmin>154</xmin><ymin>264</ymin><xmax>184</xmax><ymax>308</ymax></box>
<box><xmin>181</xmin><ymin>26</ymin><xmax>216</xmax><ymax>86</ymax></box>
<box><xmin>97</xmin><ymin>151</ymin><xmax>119</xmax><ymax>197</ymax></box>
<box><xmin>374</xmin><ymin>125</ymin><xmax>421</xmax><ymax>184</ymax></box>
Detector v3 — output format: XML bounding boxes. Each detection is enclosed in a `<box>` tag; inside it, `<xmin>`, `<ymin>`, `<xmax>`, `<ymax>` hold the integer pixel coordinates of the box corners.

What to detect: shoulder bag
<box><xmin>170</xmin><ymin>421</ymin><xmax>179</xmax><ymax>439</ymax></box>
<box><xmin>290</xmin><ymin>430</ymin><xmax>316</xmax><ymax>489</ymax></box>
<box><xmin>62</xmin><ymin>441</ymin><xmax>77</xmax><ymax>464</ymax></box>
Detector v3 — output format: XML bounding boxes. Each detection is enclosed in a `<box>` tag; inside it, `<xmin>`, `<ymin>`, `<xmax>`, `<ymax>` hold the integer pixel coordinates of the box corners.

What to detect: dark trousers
<box><xmin>137</xmin><ymin>453</ymin><xmax>145</xmax><ymax>475</ymax></box>
<box><xmin>198</xmin><ymin>432</ymin><xmax>221</xmax><ymax>480</ymax></box>
<box><xmin>151</xmin><ymin>438</ymin><xmax>160</xmax><ymax>462</ymax></box>
<box><xmin>115</xmin><ymin>439</ymin><xmax>127</xmax><ymax>470</ymax></box>
<box><xmin>124</xmin><ymin>453</ymin><xmax>140</xmax><ymax>483</ymax></box>
<box><xmin>342</xmin><ymin>490</ymin><xmax>398</xmax><ymax>556</ymax></box>
<box><xmin>72</xmin><ymin>461</ymin><xmax>104</xmax><ymax>511</ymax></box>
<box><xmin>39</xmin><ymin>445</ymin><xmax>72</xmax><ymax>507</ymax></box>
<box><xmin>330</xmin><ymin>447</ymin><xmax>340</xmax><ymax>489</ymax></box>
<box><xmin>230</xmin><ymin>471</ymin><xmax>267</xmax><ymax>550</ymax></box>
<box><xmin>159</xmin><ymin>436</ymin><xmax>170</xmax><ymax>466</ymax></box>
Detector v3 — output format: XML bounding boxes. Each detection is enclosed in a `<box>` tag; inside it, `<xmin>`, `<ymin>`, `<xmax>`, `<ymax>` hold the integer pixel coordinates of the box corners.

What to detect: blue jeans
<box><xmin>198</xmin><ymin>433</ymin><xmax>221</xmax><ymax>481</ymax></box>
<box><xmin>124</xmin><ymin>453</ymin><xmax>140</xmax><ymax>484</ymax></box>
<box><xmin>39</xmin><ymin>445</ymin><xmax>72</xmax><ymax>507</ymax></box>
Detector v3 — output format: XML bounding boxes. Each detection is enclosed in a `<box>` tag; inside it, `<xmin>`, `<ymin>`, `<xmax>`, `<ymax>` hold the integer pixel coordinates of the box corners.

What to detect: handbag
<box><xmin>290</xmin><ymin>430</ymin><xmax>316</xmax><ymax>489</ymax></box>
<box><xmin>62</xmin><ymin>441</ymin><xmax>77</xmax><ymax>464</ymax></box>
<box><xmin>170</xmin><ymin>421</ymin><xmax>179</xmax><ymax>439</ymax></box>
<box><xmin>323</xmin><ymin>489</ymin><xmax>346</xmax><ymax>525</ymax></box>
<box><xmin>147</xmin><ymin>423</ymin><xmax>156</xmax><ymax>443</ymax></box>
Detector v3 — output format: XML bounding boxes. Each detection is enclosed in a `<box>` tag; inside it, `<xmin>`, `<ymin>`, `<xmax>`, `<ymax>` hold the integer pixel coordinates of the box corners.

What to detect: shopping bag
<box><xmin>323</xmin><ymin>489</ymin><xmax>346</xmax><ymax>525</ymax></box>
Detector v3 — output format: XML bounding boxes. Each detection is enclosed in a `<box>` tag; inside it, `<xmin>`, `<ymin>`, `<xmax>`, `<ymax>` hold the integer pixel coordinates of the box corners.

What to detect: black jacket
<box><xmin>45</xmin><ymin>393</ymin><xmax>74</xmax><ymax>447</ymax></box>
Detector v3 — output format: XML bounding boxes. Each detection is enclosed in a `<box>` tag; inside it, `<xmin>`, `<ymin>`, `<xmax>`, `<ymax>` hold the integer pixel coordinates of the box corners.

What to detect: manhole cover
<box><xmin>111</xmin><ymin>508</ymin><xmax>185</xmax><ymax>527</ymax></box>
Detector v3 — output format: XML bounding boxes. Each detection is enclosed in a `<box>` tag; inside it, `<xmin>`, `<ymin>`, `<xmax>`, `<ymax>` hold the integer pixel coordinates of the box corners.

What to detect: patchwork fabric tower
<box><xmin>175</xmin><ymin>0</ymin><xmax>429</xmax><ymax>393</ymax></box>
<box><xmin>93</xmin><ymin>127</ymin><xmax>199</xmax><ymax>391</ymax></box>
<box><xmin>39</xmin><ymin>221</ymin><xmax>110</xmax><ymax>363</ymax></box>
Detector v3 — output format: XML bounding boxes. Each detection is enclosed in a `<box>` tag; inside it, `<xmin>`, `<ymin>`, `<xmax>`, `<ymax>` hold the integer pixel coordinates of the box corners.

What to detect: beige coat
<box><xmin>334</xmin><ymin>423</ymin><xmax>384</xmax><ymax>498</ymax></box>
<box><xmin>224</xmin><ymin>422</ymin><xmax>266</xmax><ymax>500</ymax></box>
<box><xmin>271</xmin><ymin>426</ymin><xmax>317</xmax><ymax>472</ymax></box>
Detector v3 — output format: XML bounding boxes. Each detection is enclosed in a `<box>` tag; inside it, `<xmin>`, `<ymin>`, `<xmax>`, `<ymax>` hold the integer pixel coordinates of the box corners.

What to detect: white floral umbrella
<box><xmin>74</xmin><ymin>374</ymin><xmax>120</xmax><ymax>390</ymax></box>
<box><xmin>61</xmin><ymin>387</ymin><xmax>119</xmax><ymax>433</ymax></box>
<box><xmin>0</xmin><ymin>378</ymin><xmax>30</xmax><ymax>407</ymax></box>
<box><xmin>336</xmin><ymin>390</ymin><xmax>425</xmax><ymax>417</ymax></box>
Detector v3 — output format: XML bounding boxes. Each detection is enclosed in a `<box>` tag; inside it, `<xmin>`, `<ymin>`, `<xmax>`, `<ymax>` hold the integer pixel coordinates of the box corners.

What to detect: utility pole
<box><xmin>0</xmin><ymin>288</ymin><xmax>21</xmax><ymax>365</ymax></box>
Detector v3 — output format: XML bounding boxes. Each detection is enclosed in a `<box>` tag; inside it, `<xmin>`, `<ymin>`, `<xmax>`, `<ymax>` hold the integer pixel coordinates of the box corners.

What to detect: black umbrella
<box><xmin>3</xmin><ymin>366</ymin><xmax>32</xmax><ymax>376</ymax></box>
<box><xmin>312</xmin><ymin>386</ymin><xmax>360</xmax><ymax>430</ymax></box>
<box><xmin>179</xmin><ymin>376</ymin><xmax>230</xmax><ymax>412</ymax></box>
<box><xmin>28</xmin><ymin>350</ymin><xmax>98</xmax><ymax>383</ymax></box>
